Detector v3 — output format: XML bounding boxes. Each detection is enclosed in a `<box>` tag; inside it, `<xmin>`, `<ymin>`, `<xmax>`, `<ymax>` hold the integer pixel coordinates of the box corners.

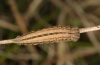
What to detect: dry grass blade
<box><xmin>0</xmin><ymin>20</ymin><xmax>19</xmax><ymax>32</ymax></box>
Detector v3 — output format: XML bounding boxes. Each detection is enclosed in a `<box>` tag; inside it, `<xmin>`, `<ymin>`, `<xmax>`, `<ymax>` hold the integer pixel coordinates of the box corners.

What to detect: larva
<box><xmin>14</xmin><ymin>26</ymin><xmax>80</xmax><ymax>45</ymax></box>
<box><xmin>0</xmin><ymin>25</ymin><xmax>100</xmax><ymax>45</ymax></box>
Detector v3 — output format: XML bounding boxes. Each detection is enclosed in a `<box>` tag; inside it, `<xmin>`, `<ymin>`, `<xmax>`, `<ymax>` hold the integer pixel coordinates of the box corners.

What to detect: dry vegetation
<box><xmin>0</xmin><ymin>0</ymin><xmax>100</xmax><ymax>65</ymax></box>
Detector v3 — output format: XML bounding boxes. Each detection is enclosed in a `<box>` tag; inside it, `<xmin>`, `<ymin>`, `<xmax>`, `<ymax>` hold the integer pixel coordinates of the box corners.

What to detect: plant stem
<box><xmin>80</xmin><ymin>25</ymin><xmax>100</xmax><ymax>33</ymax></box>
<box><xmin>0</xmin><ymin>39</ymin><xmax>14</xmax><ymax>44</ymax></box>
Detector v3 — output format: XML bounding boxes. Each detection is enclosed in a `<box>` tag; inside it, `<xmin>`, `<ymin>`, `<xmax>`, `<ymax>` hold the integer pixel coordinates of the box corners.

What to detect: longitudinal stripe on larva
<box><xmin>18</xmin><ymin>33</ymin><xmax>70</xmax><ymax>43</ymax></box>
<box><xmin>16</xmin><ymin>26</ymin><xmax>71</xmax><ymax>40</ymax></box>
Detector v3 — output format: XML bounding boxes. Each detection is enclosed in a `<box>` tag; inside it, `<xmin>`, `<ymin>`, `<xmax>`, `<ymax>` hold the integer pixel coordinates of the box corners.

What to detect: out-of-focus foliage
<box><xmin>0</xmin><ymin>0</ymin><xmax>100</xmax><ymax>65</ymax></box>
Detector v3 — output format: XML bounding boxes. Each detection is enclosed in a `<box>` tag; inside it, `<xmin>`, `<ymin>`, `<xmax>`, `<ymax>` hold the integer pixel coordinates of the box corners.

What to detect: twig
<box><xmin>8</xmin><ymin>0</ymin><xmax>27</xmax><ymax>33</ymax></box>
<box><xmin>80</xmin><ymin>25</ymin><xmax>100</xmax><ymax>33</ymax></box>
<box><xmin>57</xmin><ymin>10</ymin><xmax>73</xmax><ymax>65</ymax></box>
<box><xmin>63</xmin><ymin>47</ymin><xmax>97</xmax><ymax>65</ymax></box>
<box><xmin>0</xmin><ymin>25</ymin><xmax>100</xmax><ymax>45</ymax></box>
<box><xmin>73</xmin><ymin>47</ymin><xmax>97</xmax><ymax>58</ymax></box>
<box><xmin>0</xmin><ymin>39</ymin><xmax>14</xmax><ymax>44</ymax></box>
<box><xmin>24</xmin><ymin>0</ymin><xmax>43</xmax><ymax>22</ymax></box>
<box><xmin>0</xmin><ymin>19</ymin><xmax>19</xmax><ymax>32</ymax></box>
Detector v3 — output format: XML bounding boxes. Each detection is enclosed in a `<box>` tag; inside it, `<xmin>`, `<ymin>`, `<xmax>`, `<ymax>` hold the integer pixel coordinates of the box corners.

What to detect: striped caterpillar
<box><xmin>0</xmin><ymin>25</ymin><xmax>99</xmax><ymax>45</ymax></box>
<box><xmin>0</xmin><ymin>26</ymin><xmax>80</xmax><ymax>45</ymax></box>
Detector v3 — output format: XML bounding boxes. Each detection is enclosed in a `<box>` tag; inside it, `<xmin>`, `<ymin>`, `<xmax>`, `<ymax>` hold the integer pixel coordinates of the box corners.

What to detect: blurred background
<box><xmin>0</xmin><ymin>0</ymin><xmax>100</xmax><ymax>65</ymax></box>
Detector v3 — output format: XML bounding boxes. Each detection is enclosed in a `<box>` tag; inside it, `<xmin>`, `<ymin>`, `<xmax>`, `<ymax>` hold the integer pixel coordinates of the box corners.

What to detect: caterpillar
<box><xmin>0</xmin><ymin>26</ymin><xmax>80</xmax><ymax>45</ymax></box>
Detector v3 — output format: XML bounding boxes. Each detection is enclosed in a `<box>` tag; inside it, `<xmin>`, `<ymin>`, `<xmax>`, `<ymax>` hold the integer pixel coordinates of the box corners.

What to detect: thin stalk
<box><xmin>80</xmin><ymin>25</ymin><xmax>100</xmax><ymax>33</ymax></box>
<box><xmin>0</xmin><ymin>39</ymin><xmax>15</xmax><ymax>44</ymax></box>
